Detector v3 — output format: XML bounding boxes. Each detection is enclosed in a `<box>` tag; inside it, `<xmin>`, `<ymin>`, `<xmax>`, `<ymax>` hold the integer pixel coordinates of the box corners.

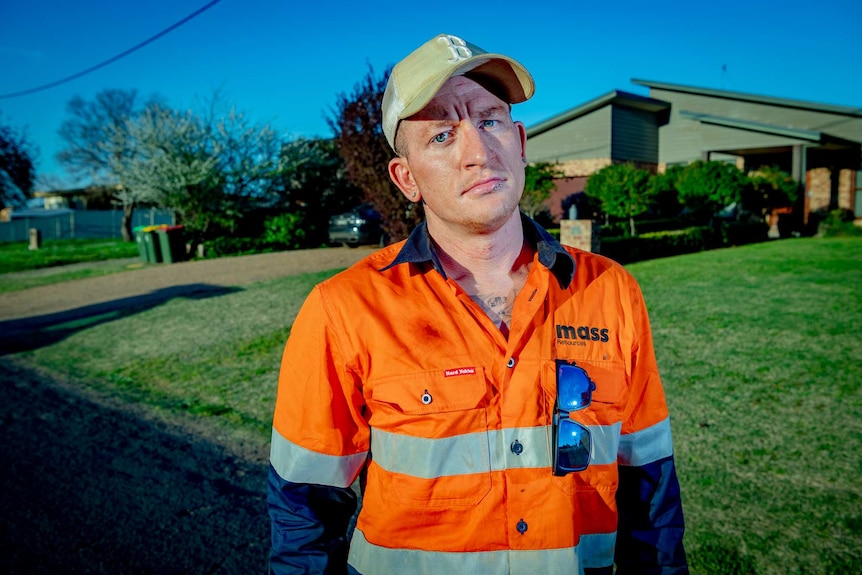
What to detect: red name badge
<box><xmin>444</xmin><ymin>367</ymin><xmax>476</xmax><ymax>377</ymax></box>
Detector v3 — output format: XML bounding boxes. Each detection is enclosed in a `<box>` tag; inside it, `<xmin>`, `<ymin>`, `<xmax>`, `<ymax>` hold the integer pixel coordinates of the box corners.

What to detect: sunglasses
<box><xmin>552</xmin><ymin>360</ymin><xmax>596</xmax><ymax>476</ymax></box>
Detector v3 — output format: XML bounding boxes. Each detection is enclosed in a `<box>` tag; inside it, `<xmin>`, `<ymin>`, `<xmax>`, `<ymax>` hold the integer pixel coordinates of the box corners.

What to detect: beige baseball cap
<box><xmin>381</xmin><ymin>33</ymin><xmax>535</xmax><ymax>151</ymax></box>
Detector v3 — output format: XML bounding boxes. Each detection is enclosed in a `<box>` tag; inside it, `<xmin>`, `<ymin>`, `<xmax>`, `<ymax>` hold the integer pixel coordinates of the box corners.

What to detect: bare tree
<box><xmin>327</xmin><ymin>64</ymin><xmax>422</xmax><ymax>243</ymax></box>
<box><xmin>56</xmin><ymin>89</ymin><xmax>162</xmax><ymax>239</ymax></box>
<box><xmin>105</xmin><ymin>98</ymin><xmax>286</xmax><ymax>246</ymax></box>
<box><xmin>56</xmin><ymin>89</ymin><xmax>159</xmax><ymax>184</ymax></box>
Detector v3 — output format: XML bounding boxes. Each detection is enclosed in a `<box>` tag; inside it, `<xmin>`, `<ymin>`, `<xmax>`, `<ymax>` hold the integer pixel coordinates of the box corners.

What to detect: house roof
<box><xmin>678</xmin><ymin>110</ymin><xmax>861</xmax><ymax>150</ymax></box>
<box><xmin>526</xmin><ymin>90</ymin><xmax>670</xmax><ymax>138</ymax></box>
<box><xmin>32</xmin><ymin>184</ymin><xmax>121</xmax><ymax>198</ymax></box>
<box><xmin>632</xmin><ymin>79</ymin><xmax>862</xmax><ymax>118</ymax></box>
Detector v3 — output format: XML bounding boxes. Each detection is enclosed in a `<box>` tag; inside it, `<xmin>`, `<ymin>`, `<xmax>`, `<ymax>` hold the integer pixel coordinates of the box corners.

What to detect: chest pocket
<box><xmin>541</xmin><ymin>359</ymin><xmax>627</xmax><ymax>496</ymax></box>
<box><xmin>367</xmin><ymin>368</ymin><xmax>491</xmax><ymax>506</ymax></box>
<box><xmin>540</xmin><ymin>359</ymin><xmax>627</xmax><ymax>425</ymax></box>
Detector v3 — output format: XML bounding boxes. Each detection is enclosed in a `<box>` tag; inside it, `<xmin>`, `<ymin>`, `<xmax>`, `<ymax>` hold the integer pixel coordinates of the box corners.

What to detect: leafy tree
<box><xmin>0</xmin><ymin>117</ymin><xmax>36</xmax><ymax>210</ymax></box>
<box><xmin>275</xmin><ymin>137</ymin><xmax>362</xmax><ymax>246</ymax></box>
<box><xmin>584</xmin><ymin>163</ymin><xmax>653</xmax><ymax>236</ymax></box>
<box><xmin>675</xmin><ymin>160</ymin><xmax>748</xmax><ymax>218</ymax></box>
<box><xmin>648</xmin><ymin>164</ymin><xmax>685</xmax><ymax>217</ymax></box>
<box><xmin>744</xmin><ymin>165</ymin><xmax>799</xmax><ymax>217</ymax></box>
<box><xmin>328</xmin><ymin>64</ymin><xmax>422</xmax><ymax>243</ymax></box>
<box><xmin>520</xmin><ymin>161</ymin><xmax>564</xmax><ymax>219</ymax></box>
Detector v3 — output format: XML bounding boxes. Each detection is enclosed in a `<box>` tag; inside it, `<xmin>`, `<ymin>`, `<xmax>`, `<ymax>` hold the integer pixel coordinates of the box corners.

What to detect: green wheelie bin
<box><xmin>156</xmin><ymin>225</ymin><xmax>186</xmax><ymax>264</ymax></box>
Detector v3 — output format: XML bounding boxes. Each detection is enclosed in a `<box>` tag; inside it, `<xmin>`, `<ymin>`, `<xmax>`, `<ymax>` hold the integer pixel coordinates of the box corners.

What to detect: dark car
<box><xmin>328</xmin><ymin>203</ymin><xmax>384</xmax><ymax>247</ymax></box>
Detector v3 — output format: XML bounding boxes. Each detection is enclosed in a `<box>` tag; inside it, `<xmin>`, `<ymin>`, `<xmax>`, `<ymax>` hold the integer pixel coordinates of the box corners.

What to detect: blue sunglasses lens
<box><xmin>556</xmin><ymin>362</ymin><xmax>595</xmax><ymax>411</ymax></box>
<box><xmin>555</xmin><ymin>419</ymin><xmax>591</xmax><ymax>473</ymax></box>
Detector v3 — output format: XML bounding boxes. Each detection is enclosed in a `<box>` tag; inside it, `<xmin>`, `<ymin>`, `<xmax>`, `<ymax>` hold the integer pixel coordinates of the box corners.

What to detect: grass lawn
<box><xmin>0</xmin><ymin>239</ymin><xmax>142</xmax><ymax>293</ymax></box>
<box><xmin>4</xmin><ymin>237</ymin><xmax>861</xmax><ymax>574</ymax></box>
<box><xmin>0</xmin><ymin>238</ymin><xmax>140</xmax><ymax>273</ymax></box>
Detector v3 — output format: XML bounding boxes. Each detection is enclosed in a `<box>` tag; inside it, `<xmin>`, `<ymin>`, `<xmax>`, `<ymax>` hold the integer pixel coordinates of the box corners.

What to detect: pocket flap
<box><xmin>542</xmin><ymin>360</ymin><xmax>626</xmax><ymax>404</ymax></box>
<box><xmin>371</xmin><ymin>367</ymin><xmax>487</xmax><ymax>415</ymax></box>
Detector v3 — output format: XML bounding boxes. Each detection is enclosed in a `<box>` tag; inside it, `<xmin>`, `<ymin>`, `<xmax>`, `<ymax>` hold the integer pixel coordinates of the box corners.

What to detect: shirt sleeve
<box><xmin>614</xmin><ymin>276</ymin><xmax>689</xmax><ymax>574</ymax></box>
<box><xmin>267</xmin><ymin>284</ymin><xmax>369</xmax><ymax>574</ymax></box>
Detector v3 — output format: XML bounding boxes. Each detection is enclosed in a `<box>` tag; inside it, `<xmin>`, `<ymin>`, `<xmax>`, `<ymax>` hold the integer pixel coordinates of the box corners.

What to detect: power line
<box><xmin>0</xmin><ymin>0</ymin><xmax>223</xmax><ymax>100</ymax></box>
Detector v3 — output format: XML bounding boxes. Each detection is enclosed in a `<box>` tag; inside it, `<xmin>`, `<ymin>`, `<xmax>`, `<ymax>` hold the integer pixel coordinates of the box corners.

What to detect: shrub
<box><xmin>676</xmin><ymin>160</ymin><xmax>748</xmax><ymax>218</ymax></box>
<box><xmin>601</xmin><ymin>217</ymin><xmax>691</xmax><ymax>238</ymax></box>
<box><xmin>600</xmin><ymin>227</ymin><xmax>711</xmax><ymax>264</ymax></box>
<box><xmin>744</xmin><ymin>165</ymin><xmax>799</xmax><ymax>216</ymax></box>
<box><xmin>598</xmin><ymin>220</ymin><xmax>769</xmax><ymax>264</ymax></box>
<box><xmin>200</xmin><ymin>236</ymin><xmax>270</xmax><ymax>258</ymax></box>
<box><xmin>716</xmin><ymin>219</ymin><xmax>770</xmax><ymax>246</ymax></box>
<box><xmin>817</xmin><ymin>208</ymin><xmax>862</xmax><ymax>237</ymax></box>
<box><xmin>263</xmin><ymin>212</ymin><xmax>308</xmax><ymax>250</ymax></box>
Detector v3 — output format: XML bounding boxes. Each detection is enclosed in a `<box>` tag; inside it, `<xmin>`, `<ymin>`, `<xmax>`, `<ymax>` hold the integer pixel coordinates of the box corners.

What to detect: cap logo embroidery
<box><xmin>438</xmin><ymin>35</ymin><xmax>472</xmax><ymax>63</ymax></box>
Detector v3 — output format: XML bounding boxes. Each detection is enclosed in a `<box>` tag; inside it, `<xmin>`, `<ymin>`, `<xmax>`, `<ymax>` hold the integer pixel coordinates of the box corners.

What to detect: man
<box><xmin>268</xmin><ymin>33</ymin><xmax>688</xmax><ymax>575</ymax></box>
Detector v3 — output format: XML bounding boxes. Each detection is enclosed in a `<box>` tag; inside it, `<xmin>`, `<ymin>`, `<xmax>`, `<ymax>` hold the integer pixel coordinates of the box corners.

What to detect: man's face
<box><xmin>388</xmin><ymin>76</ymin><xmax>527</xmax><ymax>235</ymax></box>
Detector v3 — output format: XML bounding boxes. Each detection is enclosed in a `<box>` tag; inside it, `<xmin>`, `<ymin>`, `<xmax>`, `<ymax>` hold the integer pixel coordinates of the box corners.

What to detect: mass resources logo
<box><xmin>556</xmin><ymin>324</ymin><xmax>610</xmax><ymax>346</ymax></box>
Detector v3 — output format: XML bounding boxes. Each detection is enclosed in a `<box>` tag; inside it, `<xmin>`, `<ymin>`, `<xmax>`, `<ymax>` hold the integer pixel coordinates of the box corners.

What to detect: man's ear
<box><xmin>515</xmin><ymin>121</ymin><xmax>527</xmax><ymax>161</ymax></box>
<box><xmin>388</xmin><ymin>157</ymin><xmax>422</xmax><ymax>203</ymax></box>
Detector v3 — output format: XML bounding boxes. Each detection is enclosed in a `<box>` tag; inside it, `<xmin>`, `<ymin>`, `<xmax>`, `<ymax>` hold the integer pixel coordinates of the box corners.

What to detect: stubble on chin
<box><xmin>459</xmin><ymin>198</ymin><xmax>521</xmax><ymax>235</ymax></box>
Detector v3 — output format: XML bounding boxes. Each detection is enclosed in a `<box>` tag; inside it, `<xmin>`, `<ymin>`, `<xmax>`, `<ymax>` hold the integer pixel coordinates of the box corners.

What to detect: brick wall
<box><xmin>839</xmin><ymin>169</ymin><xmax>854</xmax><ymax>210</ymax></box>
<box><xmin>807</xmin><ymin>167</ymin><xmax>832</xmax><ymax>212</ymax></box>
<box><xmin>558</xmin><ymin>158</ymin><xmax>612</xmax><ymax>177</ymax></box>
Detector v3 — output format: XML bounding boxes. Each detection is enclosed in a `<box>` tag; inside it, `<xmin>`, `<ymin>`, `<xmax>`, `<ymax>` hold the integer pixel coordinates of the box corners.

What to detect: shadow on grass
<box><xmin>0</xmin><ymin>360</ymin><xmax>269</xmax><ymax>574</ymax></box>
<box><xmin>0</xmin><ymin>283</ymin><xmax>242</xmax><ymax>355</ymax></box>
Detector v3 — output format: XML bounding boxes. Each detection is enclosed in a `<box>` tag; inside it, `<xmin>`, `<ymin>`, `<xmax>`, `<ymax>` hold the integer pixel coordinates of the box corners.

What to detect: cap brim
<box><xmin>398</xmin><ymin>54</ymin><xmax>534</xmax><ymax>121</ymax></box>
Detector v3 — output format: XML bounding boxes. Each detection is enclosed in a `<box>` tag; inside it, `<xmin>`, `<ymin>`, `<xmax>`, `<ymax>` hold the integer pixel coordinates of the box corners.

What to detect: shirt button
<box><xmin>510</xmin><ymin>440</ymin><xmax>524</xmax><ymax>455</ymax></box>
<box><xmin>507</xmin><ymin>357</ymin><xmax>516</xmax><ymax>368</ymax></box>
<box><xmin>516</xmin><ymin>519</ymin><xmax>528</xmax><ymax>534</ymax></box>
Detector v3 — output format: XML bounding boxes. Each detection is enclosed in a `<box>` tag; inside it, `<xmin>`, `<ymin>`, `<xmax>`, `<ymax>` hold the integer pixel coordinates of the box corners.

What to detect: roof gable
<box><xmin>632</xmin><ymin>79</ymin><xmax>862</xmax><ymax>118</ymax></box>
<box><xmin>527</xmin><ymin>90</ymin><xmax>669</xmax><ymax>137</ymax></box>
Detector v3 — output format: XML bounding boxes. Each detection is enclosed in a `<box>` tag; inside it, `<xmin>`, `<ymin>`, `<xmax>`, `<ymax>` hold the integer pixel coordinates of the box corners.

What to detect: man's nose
<box><xmin>459</xmin><ymin>122</ymin><xmax>493</xmax><ymax>168</ymax></box>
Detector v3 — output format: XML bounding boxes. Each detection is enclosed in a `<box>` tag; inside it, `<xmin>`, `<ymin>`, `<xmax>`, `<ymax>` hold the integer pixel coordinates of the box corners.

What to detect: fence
<box><xmin>0</xmin><ymin>209</ymin><xmax>175</xmax><ymax>243</ymax></box>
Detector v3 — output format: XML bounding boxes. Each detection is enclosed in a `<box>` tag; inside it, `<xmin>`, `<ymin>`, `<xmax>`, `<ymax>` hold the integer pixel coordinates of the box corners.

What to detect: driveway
<box><xmin>0</xmin><ymin>246</ymin><xmax>376</xmax><ymax>321</ymax></box>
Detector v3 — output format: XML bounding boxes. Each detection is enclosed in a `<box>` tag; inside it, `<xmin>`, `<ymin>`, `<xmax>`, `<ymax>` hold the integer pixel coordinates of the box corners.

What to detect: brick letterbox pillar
<box><xmin>560</xmin><ymin>220</ymin><xmax>600</xmax><ymax>253</ymax></box>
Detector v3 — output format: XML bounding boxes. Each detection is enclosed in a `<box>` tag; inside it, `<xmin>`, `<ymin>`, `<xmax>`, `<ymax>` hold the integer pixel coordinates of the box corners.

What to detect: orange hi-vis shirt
<box><xmin>269</xmin><ymin>218</ymin><xmax>686</xmax><ymax>575</ymax></box>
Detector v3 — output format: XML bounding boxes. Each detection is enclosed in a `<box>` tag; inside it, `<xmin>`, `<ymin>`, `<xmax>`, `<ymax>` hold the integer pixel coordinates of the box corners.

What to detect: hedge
<box><xmin>599</xmin><ymin>221</ymin><xmax>769</xmax><ymax>264</ymax></box>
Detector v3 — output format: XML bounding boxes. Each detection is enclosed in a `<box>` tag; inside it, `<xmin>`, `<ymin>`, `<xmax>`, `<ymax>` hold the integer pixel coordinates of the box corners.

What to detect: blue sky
<box><xmin>1</xmin><ymin>0</ymin><xmax>860</xmax><ymax>188</ymax></box>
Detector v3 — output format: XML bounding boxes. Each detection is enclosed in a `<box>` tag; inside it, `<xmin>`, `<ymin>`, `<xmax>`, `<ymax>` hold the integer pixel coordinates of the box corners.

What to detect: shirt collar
<box><xmin>380</xmin><ymin>214</ymin><xmax>575</xmax><ymax>289</ymax></box>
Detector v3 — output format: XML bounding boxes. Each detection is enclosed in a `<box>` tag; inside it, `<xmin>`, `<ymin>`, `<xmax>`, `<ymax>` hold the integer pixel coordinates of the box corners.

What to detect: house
<box><xmin>31</xmin><ymin>184</ymin><xmax>121</xmax><ymax>211</ymax></box>
<box><xmin>526</xmin><ymin>79</ymin><xmax>862</xmax><ymax>227</ymax></box>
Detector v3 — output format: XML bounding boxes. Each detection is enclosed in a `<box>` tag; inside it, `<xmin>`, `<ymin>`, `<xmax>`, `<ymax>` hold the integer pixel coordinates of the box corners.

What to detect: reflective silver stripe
<box><xmin>269</xmin><ymin>427</ymin><xmax>367</xmax><ymax>488</ymax></box>
<box><xmin>490</xmin><ymin>426</ymin><xmax>553</xmax><ymax>470</ymax></box>
<box><xmin>348</xmin><ymin>528</ymin><xmax>616</xmax><ymax>574</ymax></box>
<box><xmin>617</xmin><ymin>416</ymin><xmax>674</xmax><ymax>466</ymax></box>
<box><xmin>369</xmin><ymin>427</ymin><xmax>490</xmax><ymax>478</ymax></box>
<box><xmin>580</xmin><ymin>531</ymin><xmax>617</xmax><ymax>568</ymax></box>
<box><xmin>371</xmin><ymin>423</ymin><xmax>623</xmax><ymax>477</ymax></box>
<box><xmin>588</xmin><ymin>421</ymin><xmax>622</xmax><ymax>466</ymax></box>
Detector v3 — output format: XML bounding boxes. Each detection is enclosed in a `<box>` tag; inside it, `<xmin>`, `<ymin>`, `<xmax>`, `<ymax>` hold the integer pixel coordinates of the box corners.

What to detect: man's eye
<box><xmin>433</xmin><ymin>132</ymin><xmax>450</xmax><ymax>143</ymax></box>
<box><xmin>481</xmin><ymin>119</ymin><xmax>499</xmax><ymax>129</ymax></box>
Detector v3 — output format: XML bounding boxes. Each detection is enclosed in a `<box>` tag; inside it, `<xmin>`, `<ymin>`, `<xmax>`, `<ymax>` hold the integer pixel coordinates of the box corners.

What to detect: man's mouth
<box><xmin>464</xmin><ymin>178</ymin><xmax>504</xmax><ymax>195</ymax></box>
